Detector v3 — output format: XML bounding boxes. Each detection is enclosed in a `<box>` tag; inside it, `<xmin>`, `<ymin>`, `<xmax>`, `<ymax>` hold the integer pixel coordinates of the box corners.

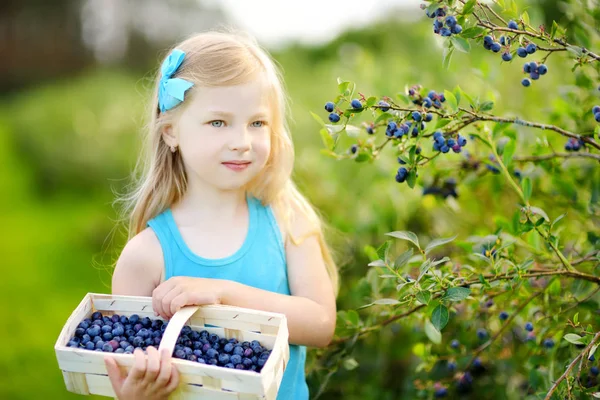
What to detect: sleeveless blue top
<box><xmin>146</xmin><ymin>194</ymin><xmax>309</xmax><ymax>400</ymax></box>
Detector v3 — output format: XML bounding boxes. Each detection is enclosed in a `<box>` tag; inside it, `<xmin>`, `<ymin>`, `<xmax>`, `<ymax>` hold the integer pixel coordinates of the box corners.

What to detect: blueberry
<box><xmin>441</xmin><ymin>145</ymin><xmax>450</xmax><ymax>153</ymax></box>
<box><xmin>125</xmin><ymin>345</ymin><xmax>134</xmax><ymax>353</ymax></box>
<box><xmin>423</xmin><ymin>97</ymin><xmax>433</xmax><ymax>108</ymax></box>
<box><xmin>530</xmin><ymin>71</ymin><xmax>540</xmax><ymax>80</ymax></box>
<box><xmin>593</xmin><ymin>105</ymin><xmax>600</xmax><ymax>114</ymax></box>
<box><xmin>129</xmin><ymin>314</ymin><xmax>140</xmax><ymax>324</ymax></box>
<box><xmin>378</xmin><ymin>100</ymin><xmax>390</xmax><ymax>112</ymax></box>
<box><xmin>452</xmin><ymin>144</ymin><xmax>461</xmax><ymax>153</ymax></box>
<box><xmin>440</xmin><ymin>27</ymin><xmax>452</xmax><ymax>37</ymax></box>
<box><xmin>447</xmin><ymin>360</ymin><xmax>457</xmax><ymax>371</ymax></box>
<box><xmin>445</xmin><ymin>15</ymin><xmax>456</xmax><ymax>27</ymax></box>
<box><xmin>67</xmin><ymin>340</ymin><xmax>80</xmax><ymax>348</ymax></box>
<box><xmin>499</xmin><ymin>311</ymin><xmax>509</xmax><ymax>320</ymax></box>
<box><xmin>396</xmin><ymin>167</ymin><xmax>408</xmax><ymax>183</ymax></box>
<box><xmin>457</xmin><ymin>135</ymin><xmax>467</xmax><ymax>146</ymax></box>
<box><xmin>351</xmin><ymin>99</ymin><xmax>362</xmax><ymax>109</ymax></box>
<box><xmin>483</xmin><ymin>35</ymin><xmax>493</xmax><ymax>45</ymax></box>
<box><xmin>197</xmin><ymin>358</ymin><xmax>206</xmax><ymax>364</ymax></box>
<box><xmin>102</xmin><ymin>343</ymin><xmax>114</xmax><ymax>352</ymax></box>
<box><xmin>230</xmin><ymin>354</ymin><xmax>242</xmax><ymax>365</ymax></box>
<box><xmin>477</xmin><ymin>328</ymin><xmax>488</xmax><ymax>339</ymax></box>
<box><xmin>447</xmin><ymin>138</ymin><xmax>456</xmax><ymax>147</ymax></box>
<box><xmin>525</xmin><ymin>322</ymin><xmax>534</xmax><ymax>332</ymax></box>
<box><xmin>244</xmin><ymin>348</ymin><xmax>254</xmax><ymax>358</ymax></box>
<box><xmin>517</xmin><ymin>47</ymin><xmax>528</xmax><ymax>58</ymax></box>
<box><xmin>174</xmin><ymin>349</ymin><xmax>186</xmax><ymax>359</ymax></box>
<box><xmin>538</xmin><ymin>64</ymin><xmax>547</xmax><ymax>75</ymax></box>
<box><xmin>526</xmin><ymin>43</ymin><xmax>537</xmax><ymax>54</ymax></box>
<box><xmin>502</xmin><ymin>52</ymin><xmax>512</xmax><ymax>62</ymax></box>
<box><xmin>205</xmin><ymin>348</ymin><xmax>218</xmax><ymax>359</ymax></box>
<box><xmin>112</xmin><ymin>326</ymin><xmax>125</xmax><ymax>336</ymax></box>
<box><xmin>91</xmin><ymin>311</ymin><xmax>103</xmax><ymax>321</ymax></box>
<box><xmin>434</xmin><ymin>20</ymin><xmax>443</xmax><ymax>30</ymax></box>
<box><xmin>324</xmin><ymin>102</ymin><xmax>335</xmax><ymax>112</ymax></box>
<box><xmin>242</xmin><ymin>357</ymin><xmax>254</xmax><ymax>368</ymax></box>
<box><xmin>451</xmin><ymin>339</ymin><xmax>460</xmax><ymax>349</ymax></box>
<box><xmin>451</xmin><ymin>24</ymin><xmax>462</xmax><ymax>34</ymax></box>
<box><xmin>473</xmin><ymin>357</ymin><xmax>482</xmax><ymax>368</ymax></box>
<box><xmin>523</xmin><ymin>63</ymin><xmax>532</xmax><ymax>73</ymax></box>
<box><xmin>412</xmin><ymin>111</ymin><xmax>422</xmax><ymax>121</ymax></box>
<box><xmin>595</xmin><ymin>112</ymin><xmax>600</xmax><ymax>122</ymax></box>
<box><xmin>102</xmin><ymin>332</ymin><xmax>113</xmax><ymax>341</ymax></box>
<box><xmin>366</xmin><ymin>126</ymin><xmax>374</xmax><ymax>134</ymax></box>
<box><xmin>424</xmin><ymin>113</ymin><xmax>433</xmax><ymax>122</ymax></box>
<box><xmin>224</xmin><ymin>363</ymin><xmax>235</xmax><ymax>368</ymax></box>
<box><xmin>499</xmin><ymin>36</ymin><xmax>509</xmax><ymax>45</ymax></box>
<box><xmin>490</xmin><ymin>42</ymin><xmax>501</xmax><ymax>53</ymax></box>
<box><xmin>85</xmin><ymin>341</ymin><xmax>96</xmax><ymax>350</ymax></box>
<box><xmin>435</xmin><ymin>7</ymin><xmax>446</xmax><ymax>17</ymax></box>
<box><xmin>350</xmin><ymin>144</ymin><xmax>358</xmax><ymax>154</ymax></box>
<box><xmin>508</xmin><ymin>20</ymin><xmax>519</xmax><ymax>29</ymax></box>
<box><xmin>521</xmin><ymin>78</ymin><xmax>531</xmax><ymax>87</ymax></box>
<box><xmin>218</xmin><ymin>353</ymin><xmax>230</xmax><ymax>365</ymax></box>
<box><xmin>328</xmin><ymin>113</ymin><xmax>340</xmax><ymax>123</ymax></box>
<box><xmin>223</xmin><ymin>343</ymin><xmax>234</xmax><ymax>353</ymax></box>
<box><xmin>591</xmin><ymin>366</ymin><xmax>599</xmax><ymax>376</ymax></box>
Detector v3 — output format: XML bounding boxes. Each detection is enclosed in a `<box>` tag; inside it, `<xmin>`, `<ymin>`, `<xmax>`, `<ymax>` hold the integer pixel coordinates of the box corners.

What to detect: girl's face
<box><xmin>168</xmin><ymin>77</ymin><xmax>272</xmax><ymax>192</ymax></box>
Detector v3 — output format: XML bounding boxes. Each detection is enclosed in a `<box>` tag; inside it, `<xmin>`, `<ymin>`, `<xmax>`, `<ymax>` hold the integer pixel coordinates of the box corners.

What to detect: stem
<box><xmin>544</xmin><ymin>330</ymin><xmax>600</xmax><ymax>400</ymax></box>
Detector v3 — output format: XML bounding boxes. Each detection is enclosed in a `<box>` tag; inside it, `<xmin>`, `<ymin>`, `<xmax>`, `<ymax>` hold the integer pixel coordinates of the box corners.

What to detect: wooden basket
<box><xmin>55</xmin><ymin>293</ymin><xmax>289</xmax><ymax>399</ymax></box>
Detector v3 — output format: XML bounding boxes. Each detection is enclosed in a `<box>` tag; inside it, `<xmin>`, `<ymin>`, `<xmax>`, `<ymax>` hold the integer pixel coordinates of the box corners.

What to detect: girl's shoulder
<box><xmin>112</xmin><ymin>227</ymin><xmax>165</xmax><ymax>296</ymax></box>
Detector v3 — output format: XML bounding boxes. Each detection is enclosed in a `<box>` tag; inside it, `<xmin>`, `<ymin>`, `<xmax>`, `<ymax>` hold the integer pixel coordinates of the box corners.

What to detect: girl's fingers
<box><xmin>160</xmin><ymin>286</ymin><xmax>182</xmax><ymax>319</ymax></box>
<box><xmin>155</xmin><ymin>347</ymin><xmax>173</xmax><ymax>387</ymax></box>
<box><xmin>164</xmin><ymin>363</ymin><xmax>180</xmax><ymax>393</ymax></box>
<box><xmin>128</xmin><ymin>348</ymin><xmax>147</xmax><ymax>382</ymax></box>
<box><xmin>104</xmin><ymin>356</ymin><xmax>125</xmax><ymax>395</ymax></box>
<box><xmin>143</xmin><ymin>346</ymin><xmax>161</xmax><ymax>383</ymax></box>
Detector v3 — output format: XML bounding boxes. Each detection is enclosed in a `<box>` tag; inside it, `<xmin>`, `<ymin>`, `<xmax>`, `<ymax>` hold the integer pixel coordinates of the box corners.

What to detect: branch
<box><xmin>515</xmin><ymin>152</ymin><xmax>600</xmax><ymax>162</ymax></box>
<box><xmin>544</xmin><ymin>330</ymin><xmax>600</xmax><ymax>400</ymax></box>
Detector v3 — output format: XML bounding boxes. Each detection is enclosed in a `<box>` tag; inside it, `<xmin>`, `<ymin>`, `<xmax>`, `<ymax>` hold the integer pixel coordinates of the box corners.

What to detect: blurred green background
<box><xmin>1</xmin><ymin>0</ymin><xmax>597</xmax><ymax>399</ymax></box>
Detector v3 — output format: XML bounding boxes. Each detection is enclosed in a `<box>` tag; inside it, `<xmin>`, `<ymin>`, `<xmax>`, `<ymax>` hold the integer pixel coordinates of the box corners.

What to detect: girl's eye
<box><xmin>210</xmin><ymin>120</ymin><xmax>224</xmax><ymax>128</ymax></box>
<box><xmin>252</xmin><ymin>121</ymin><xmax>266</xmax><ymax>128</ymax></box>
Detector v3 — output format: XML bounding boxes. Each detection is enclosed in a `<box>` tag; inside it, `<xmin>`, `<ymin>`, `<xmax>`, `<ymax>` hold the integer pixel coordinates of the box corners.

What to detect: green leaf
<box><xmin>573</xmin><ymin>312</ymin><xmax>579</xmax><ymax>325</ymax></box>
<box><xmin>376</xmin><ymin>240</ymin><xmax>391</xmax><ymax>262</ymax></box>
<box><xmin>502</xmin><ymin>139</ymin><xmax>516</xmax><ymax>169</ymax></box>
<box><xmin>529</xmin><ymin>206</ymin><xmax>549</xmax><ymax>221</ymax></box>
<box><xmin>521</xmin><ymin>11</ymin><xmax>530</xmax><ymax>26</ymax></box>
<box><xmin>367</xmin><ymin>259</ymin><xmax>386</xmax><ymax>267</ymax></box>
<box><xmin>417</xmin><ymin>259</ymin><xmax>433</xmax><ymax>283</ymax></box>
<box><xmin>431</xmin><ymin>304</ymin><xmax>449</xmax><ymax>331</ymax></box>
<box><xmin>342</xmin><ymin>357</ymin><xmax>359</xmax><ymax>370</ymax></box>
<box><xmin>451</xmin><ymin>36</ymin><xmax>471</xmax><ymax>53</ymax></box>
<box><xmin>548</xmin><ymin>278</ymin><xmax>561</xmax><ymax>296</ymax></box>
<box><xmin>346</xmin><ymin>310</ymin><xmax>359</xmax><ymax>327</ymax></box>
<box><xmin>444</xmin><ymin>90</ymin><xmax>458</xmax><ymax>113</ymax></box>
<box><xmin>461</xmin><ymin>0</ymin><xmax>477</xmax><ymax>15</ymax></box>
<box><xmin>407</xmin><ymin>168</ymin><xmax>417</xmax><ymax>188</ymax></box>
<box><xmin>563</xmin><ymin>333</ymin><xmax>585</xmax><ymax>345</ymax></box>
<box><xmin>522</xmin><ymin>177</ymin><xmax>532</xmax><ymax>202</ymax></box>
<box><xmin>443</xmin><ymin>287</ymin><xmax>471</xmax><ymax>302</ymax></box>
<box><xmin>425</xmin><ymin>234</ymin><xmax>458</xmax><ymax>255</ymax></box>
<box><xmin>386</xmin><ymin>231</ymin><xmax>420</xmax><ymax>249</ymax></box>
<box><xmin>394</xmin><ymin>248</ymin><xmax>414</xmax><ymax>270</ymax></box>
<box><xmin>319</xmin><ymin>128</ymin><xmax>335</xmax><ymax>150</ymax></box>
<box><xmin>310</xmin><ymin>111</ymin><xmax>326</xmax><ymax>127</ymax></box>
<box><xmin>416</xmin><ymin>291</ymin><xmax>432</xmax><ymax>305</ymax></box>
<box><xmin>442</xmin><ymin>46</ymin><xmax>454</xmax><ymax>70</ymax></box>
<box><xmin>424</xmin><ymin>319</ymin><xmax>442</xmax><ymax>344</ymax></box>
<box><xmin>460</xmin><ymin>26</ymin><xmax>486</xmax><ymax>39</ymax></box>
<box><xmin>480</xmin><ymin>101</ymin><xmax>494</xmax><ymax>112</ymax></box>
<box><xmin>373</xmin><ymin>298</ymin><xmax>400</xmax><ymax>305</ymax></box>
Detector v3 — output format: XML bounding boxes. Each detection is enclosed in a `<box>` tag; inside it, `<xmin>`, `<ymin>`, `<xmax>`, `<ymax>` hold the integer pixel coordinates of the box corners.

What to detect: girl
<box><xmin>103</xmin><ymin>29</ymin><xmax>339</xmax><ymax>400</ymax></box>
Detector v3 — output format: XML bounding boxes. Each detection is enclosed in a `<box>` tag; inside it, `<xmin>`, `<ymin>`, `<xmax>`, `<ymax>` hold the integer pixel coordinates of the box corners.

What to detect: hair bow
<box><xmin>158</xmin><ymin>49</ymin><xmax>194</xmax><ymax>113</ymax></box>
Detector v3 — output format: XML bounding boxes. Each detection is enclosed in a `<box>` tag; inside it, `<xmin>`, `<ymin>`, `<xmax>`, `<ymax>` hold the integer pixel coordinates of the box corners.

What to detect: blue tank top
<box><xmin>146</xmin><ymin>194</ymin><xmax>309</xmax><ymax>400</ymax></box>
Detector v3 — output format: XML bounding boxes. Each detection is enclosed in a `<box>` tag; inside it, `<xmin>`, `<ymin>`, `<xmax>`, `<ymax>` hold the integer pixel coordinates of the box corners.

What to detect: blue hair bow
<box><xmin>158</xmin><ymin>49</ymin><xmax>194</xmax><ymax>113</ymax></box>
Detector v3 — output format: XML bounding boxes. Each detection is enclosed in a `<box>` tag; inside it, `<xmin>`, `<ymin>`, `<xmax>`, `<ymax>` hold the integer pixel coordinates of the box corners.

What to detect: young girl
<box><xmin>102</xmin><ymin>30</ymin><xmax>339</xmax><ymax>400</ymax></box>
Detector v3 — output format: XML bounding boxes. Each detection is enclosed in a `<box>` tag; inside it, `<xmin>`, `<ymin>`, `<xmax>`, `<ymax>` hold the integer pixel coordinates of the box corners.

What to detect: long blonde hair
<box><xmin>116</xmin><ymin>29</ymin><xmax>339</xmax><ymax>296</ymax></box>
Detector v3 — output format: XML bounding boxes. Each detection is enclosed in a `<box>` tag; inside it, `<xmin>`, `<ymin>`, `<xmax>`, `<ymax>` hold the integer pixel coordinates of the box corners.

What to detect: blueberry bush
<box><xmin>310</xmin><ymin>1</ymin><xmax>600</xmax><ymax>398</ymax></box>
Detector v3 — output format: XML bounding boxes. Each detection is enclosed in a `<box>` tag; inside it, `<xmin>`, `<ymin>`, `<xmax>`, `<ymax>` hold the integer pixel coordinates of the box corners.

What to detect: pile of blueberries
<box><xmin>66</xmin><ymin>311</ymin><xmax>271</xmax><ymax>372</ymax></box>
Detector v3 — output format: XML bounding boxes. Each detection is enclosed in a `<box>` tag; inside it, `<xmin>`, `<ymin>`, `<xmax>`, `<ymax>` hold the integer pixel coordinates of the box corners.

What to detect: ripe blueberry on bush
<box><xmin>524</xmin><ymin>322</ymin><xmax>534</xmax><ymax>332</ymax></box>
<box><xmin>324</xmin><ymin>101</ymin><xmax>335</xmax><ymax>112</ymax></box>
<box><xmin>396</xmin><ymin>167</ymin><xmax>409</xmax><ymax>183</ymax></box>
<box><xmin>351</xmin><ymin>99</ymin><xmax>362</xmax><ymax>109</ymax></box>
<box><xmin>499</xmin><ymin>311</ymin><xmax>509</xmax><ymax>320</ymax></box>
<box><xmin>451</xmin><ymin>339</ymin><xmax>460</xmax><ymax>349</ymax></box>
<box><xmin>543</xmin><ymin>338</ymin><xmax>555</xmax><ymax>348</ymax></box>
<box><xmin>329</xmin><ymin>113</ymin><xmax>340</xmax><ymax>123</ymax></box>
<box><xmin>477</xmin><ymin>328</ymin><xmax>488</xmax><ymax>340</ymax></box>
<box><xmin>508</xmin><ymin>20</ymin><xmax>519</xmax><ymax>30</ymax></box>
<box><xmin>378</xmin><ymin>100</ymin><xmax>390</xmax><ymax>112</ymax></box>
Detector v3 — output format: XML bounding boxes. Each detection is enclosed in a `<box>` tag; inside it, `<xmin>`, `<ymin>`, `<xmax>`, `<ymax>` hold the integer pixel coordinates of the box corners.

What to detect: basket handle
<box><xmin>158</xmin><ymin>305</ymin><xmax>200</xmax><ymax>355</ymax></box>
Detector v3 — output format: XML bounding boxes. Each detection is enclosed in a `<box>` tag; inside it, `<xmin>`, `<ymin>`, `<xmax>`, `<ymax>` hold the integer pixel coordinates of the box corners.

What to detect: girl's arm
<box><xmin>220</xmin><ymin>206</ymin><xmax>337</xmax><ymax>348</ymax></box>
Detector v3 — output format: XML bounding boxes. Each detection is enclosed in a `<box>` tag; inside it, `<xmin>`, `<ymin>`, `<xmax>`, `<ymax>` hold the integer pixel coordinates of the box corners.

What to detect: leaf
<box><xmin>443</xmin><ymin>287</ymin><xmax>471</xmax><ymax>302</ymax></box>
<box><xmin>416</xmin><ymin>291</ymin><xmax>432</xmax><ymax>305</ymax></box>
<box><xmin>386</xmin><ymin>231</ymin><xmax>420</xmax><ymax>249</ymax></box>
<box><xmin>345</xmin><ymin>125</ymin><xmax>361</xmax><ymax>138</ymax></box>
<box><xmin>522</xmin><ymin>177</ymin><xmax>532</xmax><ymax>202</ymax></box>
<box><xmin>563</xmin><ymin>333</ymin><xmax>585</xmax><ymax>345</ymax></box>
<box><xmin>368</xmin><ymin>259</ymin><xmax>386</xmax><ymax>267</ymax></box>
<box><xmin>417</xmin><ymin>259</ymin><xmax>433</xmax><ymax>283</ymax></box>
<box><xmin>461</xmin><ymin>0</ymin><xmax>477</xmax><ymax>15</ymax></box>
<box><xmin>376</xmin><ymin>240</ymin><xmax>391</xmax><ymax>263</ymax></box>
<box><xmin>310</xmin><ymin>111</ymin><xmax>326</xmax><ymax>126</ymax></box>
<box><xmin>521</xmin><ymin>11</ymin><xmax>530</xmax><ymax>26</ymax></box>
<box><xmin>424</xmin><ymin>319</ymin><xmax>442</xmax><ymax>344</ymax></box>
<box><xmin>451</xmin><ymin>36</ymin><xmax>471</xmax><ymax>53</ymax></box>
<box><xmin>529</xmin><ymin>206</ymin><xmax>549</xmax><ymax>222</ymax></box>
<box><xmin>425</xmin><ymin>234</ymin><xmax>458</xmax><ymax>255</ymax></box>
<box><xmin>548</xmin><ymin>278</ymin><xmax>561</xmax><ymax>296</ymax></box>
<box><xmin>342</xmin><ymin>357</ymin><xmax>359</xmax><ymax>370</ymax></box>
<box><xmin>480</xmin><ymin>101</ymin><xmax>494</xmax><ymax>112</ymax></box>
<box><xmin>407</xmin><ymin>168</ymin><xmax>417</xmax><ymax>188</ymax></box>
<box><xmin>502</xmin><ymin>138</ymin><xmax>516</xmax><ymax>169</ymax></box>
<box><xmin>394</xmin><ymin>248</ymin><xmax>414</xmax><ymax>270</ymax></box>
<box><xmin>346</xmin><ymin>310</ymin><xmax>359</xmax><ymax>327</ymax></box>
<box><xmin>319</xmin><ymin>128</ymin><xmax>335</xmax><ymax>150</ymax></box>
<box><xmin>460</xmin><ymin>26</ymin><xmax>486</xmax><ymax>39</ymax></box>
<box><xmin>431</xmin><ymin>304</ymin><xmax>449</xmax><ymax>331</ymax></box>
<box><xmin>442</xmin><ymin>46</ymin><xmax>454</xmax><ymax>70</ymax></box>
<box><xmin>373</xmin><ymin>298</ymin><xmax>400</xmax><ymax>305</ymax></box>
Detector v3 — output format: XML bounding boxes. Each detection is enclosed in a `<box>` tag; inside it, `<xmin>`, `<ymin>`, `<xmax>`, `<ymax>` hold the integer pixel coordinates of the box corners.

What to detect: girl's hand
<box><xmin>104</xmin><ymin>346</ymin><xmax>179</xmax><ymax>400</ymax></box>
<box><xmin>152</xmin><ymin>276</ymin><xmax>225</xmax><ymax>320</ymax></box>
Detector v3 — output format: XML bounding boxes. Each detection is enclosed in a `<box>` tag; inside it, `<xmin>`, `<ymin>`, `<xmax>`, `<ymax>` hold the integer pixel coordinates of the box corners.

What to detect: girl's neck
<box><xmin>172</xmin><ymin>184</ymin><xmax>248</xmax><ymax>224</ymax></box>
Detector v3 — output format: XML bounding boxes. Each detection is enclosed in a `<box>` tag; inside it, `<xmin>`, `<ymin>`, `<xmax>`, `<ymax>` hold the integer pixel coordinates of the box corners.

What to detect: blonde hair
<box><xmin>116</xmin><ymin>29</ymin><xmax>339</xmax><ymax>296</ymax></box>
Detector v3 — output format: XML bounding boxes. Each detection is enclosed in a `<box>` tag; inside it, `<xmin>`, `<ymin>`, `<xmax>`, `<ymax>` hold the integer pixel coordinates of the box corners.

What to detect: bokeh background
<box><xmin>0</xmin><ymin>0</ymin><xmax>594</xmax><ymax>398</ymax></box>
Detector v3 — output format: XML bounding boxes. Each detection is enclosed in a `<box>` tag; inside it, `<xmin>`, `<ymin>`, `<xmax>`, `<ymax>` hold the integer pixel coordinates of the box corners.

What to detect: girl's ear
<box><xmin>161</xmin><ymin>124</ymin><xmax>177</xmax><ymax>147</ymax></box>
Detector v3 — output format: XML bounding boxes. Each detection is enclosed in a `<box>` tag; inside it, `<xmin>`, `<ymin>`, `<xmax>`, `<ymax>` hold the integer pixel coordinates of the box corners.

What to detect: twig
<box><xmin>544</xmin><ymin>330</ymin><xmax>600</xmax><ymax>399</ymax></box>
